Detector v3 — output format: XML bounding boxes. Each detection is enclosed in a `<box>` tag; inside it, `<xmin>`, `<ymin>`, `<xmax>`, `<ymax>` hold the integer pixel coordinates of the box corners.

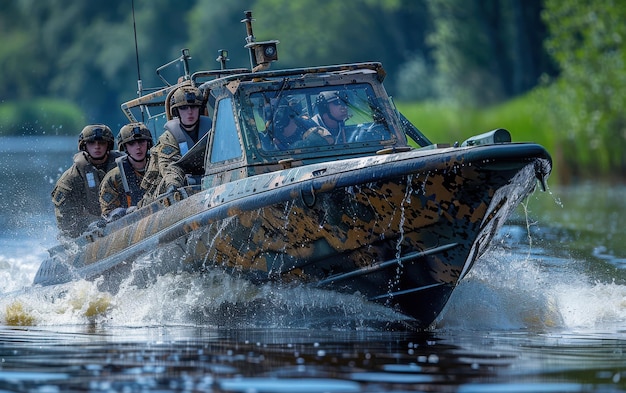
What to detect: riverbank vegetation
<box><xmin>0</xmin><ymin>99</ymin><xmax>85</xmax><ymax>137</ymax></box>
<box><xmin>0</xmin><ymin>0</ymin><xmax>623</xmax><ymax>183</ymax></box>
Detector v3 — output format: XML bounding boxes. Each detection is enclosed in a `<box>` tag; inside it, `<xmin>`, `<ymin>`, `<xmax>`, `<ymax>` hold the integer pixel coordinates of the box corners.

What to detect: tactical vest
<box><xmin>311</xmin><ymin>114</ymin><xmax>346</xmax><ymax>144</ymax></box>
<box><xmin>115</xmin><ymin>155</ymin><xmax>145</xmax><ymax>207</ymax></box>
<box><xmin>164</xmin><ymin>116</ymin><xmax>211</xmax><ymax>155</ymax></box>
<box><xmin>74</xmin><ymin>151</ymin><xmax>123</xmax><ymax>213</ymax></box>
<box><xmin>140</xmin><ymin>116</ymin><xmax>212</xmax><ymax>202</ymax></box>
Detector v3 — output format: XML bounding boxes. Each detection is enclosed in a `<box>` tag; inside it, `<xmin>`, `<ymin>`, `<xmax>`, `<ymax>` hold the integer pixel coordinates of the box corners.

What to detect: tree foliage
<box><xmin>542</xmin><ymin>0</ymin><xmax>626</xmax><ymax>179</ymax></box>
<box><xmin>0</xmin><ymin>0</ymin><xmax>557</xmax><ymax>134</ymax></box>
<box><xmin>426</xmin><ymin>0</ymin><xmax>555</xmax><ymax>105</ymax></box>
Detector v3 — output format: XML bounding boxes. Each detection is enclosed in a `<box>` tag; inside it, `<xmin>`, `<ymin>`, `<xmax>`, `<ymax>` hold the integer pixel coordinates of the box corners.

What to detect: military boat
<box><xmin>34</xmin><ymin>11</ymin><xmax>552</xmax><ymax>328</ymax></box>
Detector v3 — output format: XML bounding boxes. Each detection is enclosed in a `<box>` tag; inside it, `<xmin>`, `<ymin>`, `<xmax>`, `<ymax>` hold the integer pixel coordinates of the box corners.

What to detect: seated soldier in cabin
<box><xmin>99</xmin><ymin>122</ymin><xmax>153</xmax><ymax>220</ymax></box>
<box><xmin>260</xmin><ymin>96</ymin><xmax>333</xmax><ymax>150</ymax></box>
<box><xmin>139</xmin><ymin>85</ymin><xmax>211</xmax><ymax>205</ymax></box>
<box><xmin>311</xmin><ymin>91</ymin><xmax>351</xmax><ymax>144</ymax></box>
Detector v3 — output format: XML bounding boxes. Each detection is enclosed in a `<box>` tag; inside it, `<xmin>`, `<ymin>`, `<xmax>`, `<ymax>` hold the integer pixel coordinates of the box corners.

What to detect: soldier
<box><xmin>140</xmin><ymin>85</ymin><xmax>211</xmax><ymax>204</ymax></box>
<box><xmin>311</xmin><ymin>91</ymin><xmax>351</xmax><ymax>144</ymax></box>
<box><xmin>99</xmin><ymin>122</ymin><xmax>153</xmax><ymax>220</ymax></box>
<box><xmin>261</xmin><ymin>96</ymin><xmax>333</xmax><ymax>150</ymax></box>
<box><xmin>51</xmin><ymin>125</ymin><xmax>124</xmax><ymax>238</ymax></box>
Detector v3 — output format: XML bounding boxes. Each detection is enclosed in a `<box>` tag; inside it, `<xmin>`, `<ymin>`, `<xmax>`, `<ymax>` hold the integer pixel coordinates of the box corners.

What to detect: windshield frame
<box><xmin>239</xmin><ymin>78</ymin><xmax>404</xmax><ymax>158</ymax></box>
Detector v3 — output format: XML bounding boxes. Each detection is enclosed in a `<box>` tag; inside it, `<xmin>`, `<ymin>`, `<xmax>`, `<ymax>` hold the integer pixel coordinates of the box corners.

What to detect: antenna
<box><xmin>216</xmin><ymin>49</ymin><xmax>229</xmax><ymax>70</ymax></box>
<box><xmin>156</xmin><ymin>49</ymin><xmax>192</xmax><ymax>86</ymax></box>
<box><xmin>242</xmin><ymin>11</ymin><xmax>256</xmax><ymax>69</ymax></box>
<box><xmin>131</xmin><ymin>0</ymin><xmax>144</xmax><ymax>122</ymax></box>
<box><xmin>241</xmin><ymin>10</ymin><xmax>279</xmax><ymax>72</ymax></box>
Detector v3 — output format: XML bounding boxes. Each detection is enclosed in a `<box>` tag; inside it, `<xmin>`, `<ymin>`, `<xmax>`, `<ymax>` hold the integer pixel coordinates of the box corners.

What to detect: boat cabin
<box><xmin>122</xmin><ymin>62</ymin><xmax>433</xmax><ymax>191</ymax></box>
<box><xmin>120</xmin><ymin>10</ymin><xmax>433</xmax><ymax>192</ymax></box>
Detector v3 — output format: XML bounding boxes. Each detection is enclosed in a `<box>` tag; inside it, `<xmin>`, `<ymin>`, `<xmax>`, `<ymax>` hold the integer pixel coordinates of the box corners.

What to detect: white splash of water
<box><xmin>438</xmin><ymin>247</ymin><xmax>563</xmax><ymax>331</ymax></box>
<box><xmin>3</xmin><ymin>214</ymin><xmax>625</xmax><ymax>331</ymax></box>
<box><xmin>439</xmin><ymin>243</ymin><xmax>626</xmax><ymax>332</ymax></box>
<box><xmin>106</xmin><ymin>268</ymin><xmax>411</xmax><ymax>329</ymax></box>
<box><xmin>0</xmin><ymin>241</ymin><xmax>410</xmax><ymax>329</ymax></box>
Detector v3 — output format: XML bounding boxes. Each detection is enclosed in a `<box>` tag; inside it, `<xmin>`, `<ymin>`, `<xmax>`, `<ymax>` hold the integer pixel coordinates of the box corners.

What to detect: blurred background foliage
<box><xmin>0</xmin><ymin>0</ymin><xmax>624</xmax><ymax>182</ymax></box>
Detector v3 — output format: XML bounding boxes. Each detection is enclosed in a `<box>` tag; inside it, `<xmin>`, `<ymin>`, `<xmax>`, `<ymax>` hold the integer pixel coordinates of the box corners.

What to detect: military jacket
<box><xmin>311</xmin><ymin>114</ymin><xmax>347</xmax><ymax>144</ymax></box>
<box><xmin>51</xmin><ymin>150</ymin><xmax>124</xmax><ymax>238</ymax></box>
<box><xmin>140</xmin><ymin>116</ymin><xmax>211</xmax><ymax>205</ymax></box>
<box><xmin>99</xmin><ymin>155</ymin><xmax>146</xmax><ymax>216</ymax></box>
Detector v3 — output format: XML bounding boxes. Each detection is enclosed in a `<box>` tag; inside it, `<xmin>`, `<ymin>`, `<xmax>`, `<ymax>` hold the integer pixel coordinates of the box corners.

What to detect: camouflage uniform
<box><xmin>312</xmin><ymin>91</ymin><xmax>350</xmax><ymax>143</ymax></box>
<box><xmin>52</xmin><ymin>150</ymin><xmax>123</xmax><ymax>238</ymax></box>
<box><xmin>99</xmin><ymin>122</ymin><xmax>153</xmax><ymax>217</ymax></box>
<box><xmin>259</xmin><ymin>96</ymin><xmax>333</xmax><ymax>149</ymax></box>
<box><xmin>140</xmin><ymin>85</ymin><xmax>211</xmax><ymax>205</ymax></box>
<box><xmin>139</xmin><ymin>117</ymin><xmax>211</xmax><ymax>204</ymax></box>
<box><xmin>99</xmin><ymin>157</ymin><xmax>146</xmax><ymax>217</ymax></box>
<box><xmin>139</xmin><ymin>126</ymin><xmax>188</xmax><ymax>204</ymax></box>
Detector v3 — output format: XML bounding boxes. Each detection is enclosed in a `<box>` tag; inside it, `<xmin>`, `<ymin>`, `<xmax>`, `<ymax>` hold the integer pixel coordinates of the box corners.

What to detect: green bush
<box><xmin>395</xmin><ymin>100</ymin><xmax>468</xmax><ymax>144</ymax></box>
<box><xmin>397</xmin><ymin>95</ymin><xmax>553</xmax><ymax>146</ymax></box>
<box><xmin>542</xmin><ymin>1</ymin><xmax>626</xmax><ymax>181</ymax></box>
<box><xmin>0</xmin><ymin>99</ymin><xmax>85</xmax><ymax>136</ymax></box>
<box><xmin>396</xmin><ymin>89</ymin><xmax>562</xmax><ymax>182</ymax></box>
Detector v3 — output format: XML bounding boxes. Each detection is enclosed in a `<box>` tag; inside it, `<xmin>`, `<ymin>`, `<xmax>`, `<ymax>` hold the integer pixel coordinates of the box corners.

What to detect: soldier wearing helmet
<box><xmin>51</xmin><ymin>124</ymin><xmax>124</xmax><ymax>237</ymax></box>
<box><xmin>99</xmin><ymin>122</ymin><xmax>153</xmax><ymax>219</ymax></box>
<box><xmin>140</xmin><ymin>85</ymin><xmax>212</xmax><ymax>204</ymax></box>
<box><xmin>260</xmin><ymin>96</ymin><xmax>334</xmax><ymax>150</ymax></box>
<box><xmin>312</xmin><ymin>91</ymin><xmax>351</xmax><ymax>144</ymax></box>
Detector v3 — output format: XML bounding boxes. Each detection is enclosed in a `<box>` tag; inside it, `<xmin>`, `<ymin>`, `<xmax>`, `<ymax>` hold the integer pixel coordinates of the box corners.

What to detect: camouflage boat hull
<box><xmin>36</xmin><ymin>11</ymin><xmax>552</xmax><ymax>328</ymax></box>
<box><xmin>35</xmin><ymin>143</ymin><xmax>550</xmax><ymax>328</ymax></box>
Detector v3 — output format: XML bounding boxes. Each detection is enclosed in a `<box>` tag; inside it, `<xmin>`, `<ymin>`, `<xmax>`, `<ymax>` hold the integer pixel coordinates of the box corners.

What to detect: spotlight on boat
<box><xmin>461</xmin><ymin>128</ymin><xmax>512</xmax><ymax>147</ymax></box>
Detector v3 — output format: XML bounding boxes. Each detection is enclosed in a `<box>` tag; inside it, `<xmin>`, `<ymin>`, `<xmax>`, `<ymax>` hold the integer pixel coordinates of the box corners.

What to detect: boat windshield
<box><xmin>249</xmin><ymin>84</ymin><xmax>396</xmax><ymax>152</ymax></box>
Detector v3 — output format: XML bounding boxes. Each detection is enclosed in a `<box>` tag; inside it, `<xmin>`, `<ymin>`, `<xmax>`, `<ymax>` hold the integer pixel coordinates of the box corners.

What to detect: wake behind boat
<box><xmin>34</xmin><ymin>11</ymin><xmax>552</xmax><ymax>329</ymax></box>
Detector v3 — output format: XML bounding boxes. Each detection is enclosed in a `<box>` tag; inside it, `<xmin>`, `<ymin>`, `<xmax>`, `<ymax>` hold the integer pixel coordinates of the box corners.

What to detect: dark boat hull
<box><xmin>35</xmin><ymin>143</ymin><xmax>550</xmax><ymax>327</ymax></box>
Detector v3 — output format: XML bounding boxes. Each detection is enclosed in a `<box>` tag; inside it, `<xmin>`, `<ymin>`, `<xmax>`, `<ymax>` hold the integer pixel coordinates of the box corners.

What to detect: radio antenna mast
<box><xmin>131</xmin><ymin>0</ymin><xmax>144</xmax><ymax>122</ymax></box>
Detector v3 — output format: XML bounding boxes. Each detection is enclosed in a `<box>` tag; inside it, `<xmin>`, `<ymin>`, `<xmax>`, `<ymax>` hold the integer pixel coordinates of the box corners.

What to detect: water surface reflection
<box><xmin>2</xmin><ymin>326</ymin><xmax>625</xmax><ymax>392</ymax></box>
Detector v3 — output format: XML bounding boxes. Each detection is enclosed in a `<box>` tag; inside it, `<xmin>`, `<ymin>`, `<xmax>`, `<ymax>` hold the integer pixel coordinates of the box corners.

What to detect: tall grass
<box><xmin>396</xmin><ymin>89</ymin><xmax>566</xmax><ymax>183</ymax></box>
<box><xmin>397</xmin><ymin>92</ymin><xmax>554</xmax><ymax>145</ymax></box>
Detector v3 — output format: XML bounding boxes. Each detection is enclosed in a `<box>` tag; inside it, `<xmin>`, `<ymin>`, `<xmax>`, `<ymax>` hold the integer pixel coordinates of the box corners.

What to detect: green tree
<box><xmin>225</xmin><ymin>0</ymin><xmax>433</xmax><ymax>98</ymax></box>
<box><xmin>187</xmin><ymin>0</ymin><xmax>256</xmax><ymax>70</ymax></box>
<box><xmin>0</xmin><ymin>1</ymin><xmax>47</xmax><ymax>100</ymax></box>
<box><xmin>0</xmin><ymin>0</ymin><xmax>192</xmax><ymax>129</ymax></box>
<box><xmin>0</xmin><ymin>0</ymin><xmax>557</xmax><ymax>136</ymax></box>
<box><xmin>1</xmin><ymin>0</ymin><xmax>437</xmax><ymax>128</ymax></box>
<box><xmin>427</xmin><ymin>0</ymin><xmax>553</xmax><ymax>105</ymax></box>
<box><xmin>186</xmin><ymin>0</ymin><xmax>437</xmax><ymax>103</ymax></box>
<box><xmin>542</xmin><ymin>0</ymin><xmax>626</xmax><ymax>178</ymax></box>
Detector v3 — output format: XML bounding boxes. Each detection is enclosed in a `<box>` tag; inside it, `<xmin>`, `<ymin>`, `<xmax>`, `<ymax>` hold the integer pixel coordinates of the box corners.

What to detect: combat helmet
<box><xmin>117</xmin><ymin>122</ymin><xmax>153</xmax><ymax>152</ymax></box>
<box><xmin>315</xmin><ymin>91</ymin><xmax>349</xmax><ymax>115</ymax></box>
<box><xmin>170</xmin><ymin>86</ymin><xmax>204</xmax><ymax>117</ymax></box>
<box><xmin>78</xmin><ymin>124</ymin><xmax>115</xmax><ymax>151</ymax></box>
<box><xmin>271</xmin><ymin>96</ymin><xmax>303</xmax><ymax>131</ymax></box>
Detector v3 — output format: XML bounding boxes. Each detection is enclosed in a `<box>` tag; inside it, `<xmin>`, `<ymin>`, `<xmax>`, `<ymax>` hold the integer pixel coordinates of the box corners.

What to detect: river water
<box><xmin>1</xmin><ymin>136</ymin><xmax>625</xmax><ymax>392</ymax></box>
